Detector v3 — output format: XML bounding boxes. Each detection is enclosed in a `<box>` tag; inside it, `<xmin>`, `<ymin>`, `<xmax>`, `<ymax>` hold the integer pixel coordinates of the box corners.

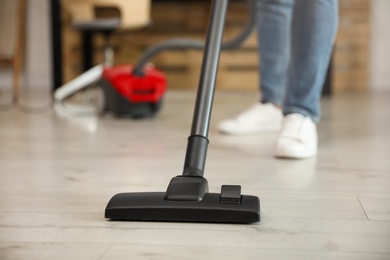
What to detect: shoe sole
<box><xmin>218</xmin><ymin>126</ymin><xmax>280</xmax><ymax>135</ymax></box>
<box><xmin>274</xmin><ymin>150</ymin><xmax>317</xmax><ymax>159</ymax></box>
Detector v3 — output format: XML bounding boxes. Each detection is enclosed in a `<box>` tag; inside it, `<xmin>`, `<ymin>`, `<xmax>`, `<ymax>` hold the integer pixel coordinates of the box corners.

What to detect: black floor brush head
<box><xmin>105</xmin><ymin>191</ymin><xmax>260</xmax><ymax>224</ymax></box>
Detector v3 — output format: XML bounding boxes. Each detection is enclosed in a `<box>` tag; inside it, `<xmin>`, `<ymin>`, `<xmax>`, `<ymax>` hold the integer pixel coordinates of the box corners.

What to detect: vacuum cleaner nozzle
<box><xmin>105</xmin><ymin>185</ymin><xmax>260</xmax><ymax>224</ymax></box>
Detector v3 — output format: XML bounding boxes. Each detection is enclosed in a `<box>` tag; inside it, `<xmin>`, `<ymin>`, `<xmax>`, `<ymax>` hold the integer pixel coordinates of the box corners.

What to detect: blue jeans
<box><xmin>256</xmin><ymin>0</ymin><xmax>338</xmax><ymax>122</ymax></box>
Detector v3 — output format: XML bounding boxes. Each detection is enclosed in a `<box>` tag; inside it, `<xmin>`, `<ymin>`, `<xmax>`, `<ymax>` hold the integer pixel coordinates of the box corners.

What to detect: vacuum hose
<box><xmin>133</xmin><ymin>0</ymin><xmax>256</xmax><ymax>76</ymax></box>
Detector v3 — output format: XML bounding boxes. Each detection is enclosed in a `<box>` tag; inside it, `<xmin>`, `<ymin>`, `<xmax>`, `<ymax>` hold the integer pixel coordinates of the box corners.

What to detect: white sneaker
<box><xmin>274</xmin><ymin>113</ymin><xmax>317</xmax><ymax>159</ymax></box>
<box><xmin>218</xmin><ymin>103</ymin><xmax>283</xmax><ymax>135</ymax></box>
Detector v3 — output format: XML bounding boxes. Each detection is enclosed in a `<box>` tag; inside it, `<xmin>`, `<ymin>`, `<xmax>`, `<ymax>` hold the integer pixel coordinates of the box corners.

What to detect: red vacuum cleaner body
<box><xmin>99</xmin><ymin>65</ymin><xmax>167</xmax><ymax>118</ymax></box>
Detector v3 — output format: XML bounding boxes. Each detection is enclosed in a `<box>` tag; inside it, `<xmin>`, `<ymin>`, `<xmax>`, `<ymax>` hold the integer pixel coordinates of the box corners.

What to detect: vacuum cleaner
<box><xmin>53</xmin><ymin>35</ymin><xmax>168</xmax><ymax>118</ymax></box>
<box><xmin>54</xmin><ymin>0</ymin><xmax>257</xmax><ymax>118</ymax></box>
<box><xmin>98</xmin><ymin>65</ymin><xmax>166</xmax><ymax>118</ymax></box>
<box><xmin>105</xmin><ymin>0</ymin><xmax>260</xmax><ymax>224</ymax></box>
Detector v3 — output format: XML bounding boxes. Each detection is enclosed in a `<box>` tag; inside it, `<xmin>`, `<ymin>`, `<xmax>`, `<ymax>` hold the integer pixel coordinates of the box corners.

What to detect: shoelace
<box><xmin>281</xmin><ymin>114</ymin><xmax>305</xmax><ymax>138</ymax></box>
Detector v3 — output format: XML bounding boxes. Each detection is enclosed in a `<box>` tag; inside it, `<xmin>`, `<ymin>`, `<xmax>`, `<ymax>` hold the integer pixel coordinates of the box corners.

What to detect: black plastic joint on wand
<box><xmin>164</xmin><ymin>135</ymin><xmax>210</xmax><ymax>202</ymax></box>
<box><xmin>182</xmin><ymin>135</ymin><xmax>209</xmax><ymax>177</ymax></box>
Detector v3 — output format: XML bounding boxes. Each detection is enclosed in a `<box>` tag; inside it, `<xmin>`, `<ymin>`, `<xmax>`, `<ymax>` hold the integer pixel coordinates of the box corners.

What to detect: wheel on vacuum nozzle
<box><xmin>151</xmin><ymin>98</ymin><xmax>163</xmax><ymax>114</ymax></box>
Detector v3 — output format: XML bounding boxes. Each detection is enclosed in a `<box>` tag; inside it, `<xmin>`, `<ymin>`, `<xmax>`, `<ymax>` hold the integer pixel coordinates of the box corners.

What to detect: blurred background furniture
<box><xmin>0</xmin><ymin>0</ymin><xmax>25</xmax><ymax>99</ymax></box>
<box><xmin>49</xmin><ymin>0</ymin><xmax>151</xmax><ymax>91</ymax></box>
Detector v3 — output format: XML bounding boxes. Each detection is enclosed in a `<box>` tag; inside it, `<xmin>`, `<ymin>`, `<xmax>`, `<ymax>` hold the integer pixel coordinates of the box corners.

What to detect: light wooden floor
<box><xmin>0</xmin><ymin>90</ymin><xmax>389</xmax><ymax>259</ymax></box>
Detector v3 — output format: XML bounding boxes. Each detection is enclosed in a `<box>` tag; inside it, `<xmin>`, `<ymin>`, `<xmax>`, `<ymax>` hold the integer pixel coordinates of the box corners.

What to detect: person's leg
<box><xmin>283</xmin><ymin>0</ymin><xmax>338</xmax><ymax>122</ymax></box>
<box><xmin>257</xmin><ymin>0</ymin><xmax>293</xmax><ymax>106</ymax></box>
<box><xmin>275</xmin><ymin>0</ymin><xmax>338</xmax><ymax>158</ymax></box>
<box><xmin>217</xmin><ymin>0</ymin><xmax>293</xmax><ymax>135</ymax></box>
